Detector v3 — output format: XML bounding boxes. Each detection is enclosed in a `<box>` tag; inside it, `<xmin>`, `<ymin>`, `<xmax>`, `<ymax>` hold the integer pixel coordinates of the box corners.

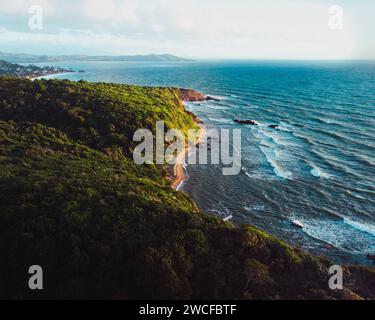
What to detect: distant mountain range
<box><xmin>0</xmin><ymin>51</ymin><xmax>193</xmax><ymax>63</ymax></box>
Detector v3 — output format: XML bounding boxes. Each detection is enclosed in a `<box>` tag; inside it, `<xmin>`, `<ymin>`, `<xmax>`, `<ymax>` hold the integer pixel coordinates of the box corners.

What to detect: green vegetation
<box><xmin>0</xmin><ymin>77</ymin><xmax>374</xmax><ymax>299</ymax></box>
<box><xmin>0</xmin><ymin>60</ymin><xmax>72</xmax><ymax>79</ymax></box>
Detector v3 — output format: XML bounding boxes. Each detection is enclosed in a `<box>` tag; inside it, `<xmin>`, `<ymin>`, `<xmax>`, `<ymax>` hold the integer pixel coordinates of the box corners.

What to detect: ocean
<box><xmin>38</xmin><ymin>60</ymin><xmax>375</xmax><ymax>265</ymax></box>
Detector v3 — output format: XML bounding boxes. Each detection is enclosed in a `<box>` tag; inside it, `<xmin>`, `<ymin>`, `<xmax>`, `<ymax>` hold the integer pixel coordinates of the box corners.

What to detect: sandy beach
<box><xmin>171</xmin><ymin>123</ymin><xmax>207</xmax><ymax>190</ymax></box>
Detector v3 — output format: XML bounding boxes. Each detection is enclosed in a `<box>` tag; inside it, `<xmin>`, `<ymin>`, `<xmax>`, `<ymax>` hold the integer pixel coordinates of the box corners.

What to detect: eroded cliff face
<box><xmin>178</xmin><ymin>89</ymin><xmax>207</xmax><ymax>102</ymax></box>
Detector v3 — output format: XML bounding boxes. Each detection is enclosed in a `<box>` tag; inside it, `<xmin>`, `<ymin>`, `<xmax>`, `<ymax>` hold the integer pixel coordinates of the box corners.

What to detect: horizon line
<box><xmin>1</xmin><ymin>50</ymin><xmax>375</xmax><ymax>62</ymax></box>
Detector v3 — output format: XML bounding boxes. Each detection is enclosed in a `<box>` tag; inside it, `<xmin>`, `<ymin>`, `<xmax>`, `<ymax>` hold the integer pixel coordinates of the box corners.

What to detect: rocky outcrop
<box><xmin>268</xmin><ymin>124</ymin><xmax>279</xmax><ymax>129</ymax></box>
<box><xmin>178</xmin><ymin>89</ymin><xmax>207</xmax><ymax>102</ymax></box>
<box><xmin>177</xmin><ymin>89</ymin><xmax>221</xmax><ymax>102</ymax></box>
<box><xmin>234</xmin><ymin>119</ymin><xmax>260</xmax><ymax>125</ymax></box>
<box><xmin>234</xmin><ymin>120</ymin><xmax>279</xmax><ymax>129</ymax></box>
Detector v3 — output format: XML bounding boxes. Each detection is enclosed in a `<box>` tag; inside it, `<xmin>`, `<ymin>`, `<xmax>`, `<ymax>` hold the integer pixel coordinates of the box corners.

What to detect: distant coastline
<box><xmin>0</xmin><ymin>51</ymin><xmax>193</xmax><ymax>64</ymax></box>
<box><xmin>30</xmin><ymin>71</ymin><xmax>76</xmax><ymax>80</ymax></box>
<box><xmin>0</xmin><ymin>59</ymin><xmax>75</xmax><ymax>79</ymax></box>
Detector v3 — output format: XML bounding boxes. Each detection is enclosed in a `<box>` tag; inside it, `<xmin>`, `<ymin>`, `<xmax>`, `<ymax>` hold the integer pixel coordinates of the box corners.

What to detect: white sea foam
<box><xmin>296</xmin><ymin>217</ymin><xmax>375</xmax><ymax>254</ymax></box>
<box><xmin>278</xmin><ymin>122</ymin><xmax>293</xmax><ymax>133</ymax></box>
<box><xmin>343</xmin><ymin>218</ymin><xmax>375</xmax><ymax>237</ymax></box>
<box><xmin>245</xmin><ymin>204</ymin><xmax>266</xmax><ymax>212</ymax></box>
<box><xmin>260</xmin><ymin>145</ymin><xmax>293</xmax><ymax>180</ymax></box>
<box><xmin>251</xmin><ymin>127</ymin><xmax>294</xmax><ymax>180</ymax></box>
<box><xmin>310</xmin><ymin>165</ymin><xmax>330</xmax><ymax>179</ymax></box>
<box><xmin>205</xmin><ymin>104</ymin><xmax>229</xmax><ymax>110</ymax></box>
<box><xmin>208</xmin><ymin>207</ymin><xmax>231</xmax><ymax>217</ymax></box>
<box><xmin>261</xmin><ymin>131</ymin><xmax>284</xmax><ymax>147</ymax></box>
<box><xmin>208</xmin><ymin>94</ymin><xmax>226</xmax><ymax>101</ymax></box>
<box><xmin>207</xmin><ymin>117</ymin><xmax>233</xmax><ymax>124</ymax></box>
<box><xmin>244</xmin><ymin>170</ymin><xmax>252</xmax><ymax>178</ymax></box>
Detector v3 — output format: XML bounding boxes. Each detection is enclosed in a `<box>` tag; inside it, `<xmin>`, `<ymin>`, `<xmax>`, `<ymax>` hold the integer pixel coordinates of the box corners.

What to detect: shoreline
<box><xmin>29</xmin><ymin>71</ymin><xmax>76</xmax><ymax>80</ymax></box>
<box><xmin>1</xmin><ymin>77</ymin><xmax>374</xmax><ymax>299</ymax></box>
<box><xmin>171</xmin><ymin>122</ymin><xmax>207</xmax><ymax>191</ymax></box>
<box><xmin>170</xmin><ymin>97</ymin><xmax>375</xmax><ymax>266</ymax></box>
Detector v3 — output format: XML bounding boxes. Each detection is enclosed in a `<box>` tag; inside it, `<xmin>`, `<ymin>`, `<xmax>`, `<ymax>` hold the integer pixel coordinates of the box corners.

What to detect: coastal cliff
<box><xmin>177</xmin><ymin>88</ymin><xmax>207</xmax><ymax>102</ymax></box>
<box><xmin>0</xmin><ymin>77</ymin><xmax>374</xmax><ymax>300</ymax></box>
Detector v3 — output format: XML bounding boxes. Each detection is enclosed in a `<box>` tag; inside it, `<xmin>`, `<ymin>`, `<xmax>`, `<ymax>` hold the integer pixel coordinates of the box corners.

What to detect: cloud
<box><xmin>0</xmin><ymin>0</ymin><xmax>371</xmax><ymax>59</ymax></box>
<box><xmin>82</xmin><ymin>0</ymin><xmax>139</xmax><ymax>23</ymax></box>
<box><xmin>83</xmin><ymin>0</ymin><xmax>116</xmax><ymax>20</ymax></box>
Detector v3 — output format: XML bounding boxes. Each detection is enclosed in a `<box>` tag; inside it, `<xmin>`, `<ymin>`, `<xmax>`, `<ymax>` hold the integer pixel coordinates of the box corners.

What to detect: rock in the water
<box><xmin>177</xmin><ymin>90</ymin><xmax>221</xmax><ymax>102</ymax></box>
<box><xmin>268</xmin><ymin>124</ymin><xmax>279</xmax><ymax>129</ymax></box>
<box><xmin>178</xmin><ymin>89</ymin><xmax>206</xmax><ymax>102</ymax></box>
<box><xmin>234</xmin><ymin>119</ymin><xmax>259</xmax><ymax>126</ymax></box>
<box><xmin>206</xmin><ymin>95</ymin><xmax>221</xmax><ymax>102</ymax></box>
<box><xmin>292</xmin><ymin>220</ymin><xmax>304</xmax><ymax>229</ymax></box>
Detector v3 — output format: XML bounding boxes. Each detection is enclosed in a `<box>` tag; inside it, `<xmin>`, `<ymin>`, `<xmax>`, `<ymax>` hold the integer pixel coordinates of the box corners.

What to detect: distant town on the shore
<box><xmin>0</xmin><ymin>59</ymin><xmax>74</xmax><ymax>79</ymax></box>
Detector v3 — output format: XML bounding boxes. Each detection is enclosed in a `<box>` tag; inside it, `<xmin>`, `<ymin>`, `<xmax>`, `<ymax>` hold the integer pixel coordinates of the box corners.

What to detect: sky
<box><xmin>0</xmin><ymin>0</ymin><xmax>374</xmax><ymax>60</ymax></box>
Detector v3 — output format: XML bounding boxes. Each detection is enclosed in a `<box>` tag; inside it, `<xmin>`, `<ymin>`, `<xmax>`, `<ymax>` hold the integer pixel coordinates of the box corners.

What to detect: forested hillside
<box><xmin>0</xmin><ymin>78</ymin><xmax>374</xmax><ymax>299</ymax></box>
